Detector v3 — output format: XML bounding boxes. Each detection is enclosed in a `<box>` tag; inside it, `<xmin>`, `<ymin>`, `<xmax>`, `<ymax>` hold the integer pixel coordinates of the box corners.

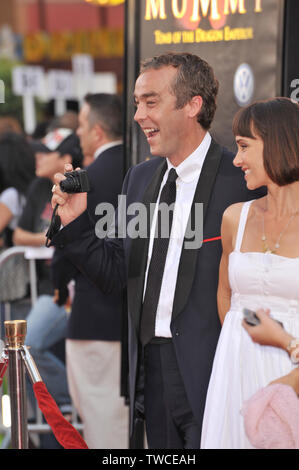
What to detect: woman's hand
<box><xmin>270</xmin><ymin>368</ymin><xmax>299</xmax><ymax>396</ymax></box>
<box><xmin>242</xmin><ymin>309</ymin><xmax>294</xmax><ymax>351</ymax></box>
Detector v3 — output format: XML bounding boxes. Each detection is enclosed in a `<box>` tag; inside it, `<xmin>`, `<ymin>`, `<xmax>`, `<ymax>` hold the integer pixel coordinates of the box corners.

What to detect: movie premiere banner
<box><xmin>125</xmin><ymin>0</ymin><xmax>283</xmax><ymax>163</ymax></box>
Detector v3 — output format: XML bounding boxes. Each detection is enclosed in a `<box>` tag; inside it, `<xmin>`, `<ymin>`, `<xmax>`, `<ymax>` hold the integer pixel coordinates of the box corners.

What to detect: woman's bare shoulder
<box><xmin>222</xmin><ymin>202</ymin><xmax>245</xmax><ymax>226</ymax></box>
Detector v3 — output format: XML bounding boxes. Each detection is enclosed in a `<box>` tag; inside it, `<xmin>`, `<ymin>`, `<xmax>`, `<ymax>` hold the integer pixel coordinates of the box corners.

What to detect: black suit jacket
<box><xmin>51</xmin><ymin>144</ymin><xmax>125</xmax><ymax>341</ymax></box>
<box><xmin>51</xmin><ymin>140</ymin><xmax>266</xmax><ymax>436</ymax></box>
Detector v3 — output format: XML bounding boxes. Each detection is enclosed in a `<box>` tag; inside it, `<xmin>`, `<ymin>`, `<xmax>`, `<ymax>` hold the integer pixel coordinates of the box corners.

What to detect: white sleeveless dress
<box><xmin>201</xmin><ymin>200</ymin><xmax>299</xmax><ymax>449</ymax></box>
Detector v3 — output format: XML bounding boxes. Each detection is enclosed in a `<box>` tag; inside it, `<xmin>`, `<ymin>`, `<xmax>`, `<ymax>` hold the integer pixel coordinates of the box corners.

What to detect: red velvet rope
<box><xmin>33</xmin><ymin>381</ymin><xmax>88</xmax><ymax>449</ymax></box>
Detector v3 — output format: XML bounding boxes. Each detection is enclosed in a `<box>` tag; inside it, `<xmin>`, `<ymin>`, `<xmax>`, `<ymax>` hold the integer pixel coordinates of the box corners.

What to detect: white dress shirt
<box><xmin>93</xmin><ymin>140</ymin><xmax>123</xmax><ymax>160</ymax></box>
<box><xmin>143</xmin><ymin>132</ymin><xmax>211</xmax><ymax>338</ymax></box>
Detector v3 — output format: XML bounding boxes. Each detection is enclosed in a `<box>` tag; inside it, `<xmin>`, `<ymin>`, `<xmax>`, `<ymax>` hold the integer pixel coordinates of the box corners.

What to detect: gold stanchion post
<box><xmin>4</xmin><ymin>320</ymin><xmax>28</xmax><ymax>449</ymax></box>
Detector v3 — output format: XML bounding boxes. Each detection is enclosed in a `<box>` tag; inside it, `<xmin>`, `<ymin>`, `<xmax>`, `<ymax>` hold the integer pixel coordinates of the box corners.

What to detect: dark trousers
<box><xmin>143</xmin><ymin>341</ymin><xmax>201</xmax><ymax>449</ymax></box>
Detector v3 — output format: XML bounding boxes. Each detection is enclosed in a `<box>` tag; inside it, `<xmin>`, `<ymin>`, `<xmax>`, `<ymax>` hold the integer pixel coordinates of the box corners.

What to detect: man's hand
<box><xmin>51</xmin><ymin>163</ymin><xmax>87</xmax><ymax>226</ymax></box>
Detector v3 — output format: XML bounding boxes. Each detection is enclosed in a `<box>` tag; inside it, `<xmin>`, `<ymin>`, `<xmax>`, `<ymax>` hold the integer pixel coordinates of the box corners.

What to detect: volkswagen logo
<box><xmin>233</xmin><ymin>63</ymin><xmax>254</xmax><ymax>107</ymax></box>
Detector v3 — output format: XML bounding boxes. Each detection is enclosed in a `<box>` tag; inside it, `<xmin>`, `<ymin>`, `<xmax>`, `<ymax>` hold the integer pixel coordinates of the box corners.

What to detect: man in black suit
<box><xmin>51</xmin><ymin>93</ymin><xmax>128</xmax><ymax>449</ymax></box>
<box><xmin>51</xmin><ymin>53</ymin><xmax>265</xmax><ymax>448</ymax></box>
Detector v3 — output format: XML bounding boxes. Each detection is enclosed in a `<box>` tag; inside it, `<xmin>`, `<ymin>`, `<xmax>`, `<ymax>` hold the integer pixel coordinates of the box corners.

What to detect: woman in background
<box><xmin>0</xmin><ymin>132</ymin><xmax>35</xmax><ymax>246</ymax></box>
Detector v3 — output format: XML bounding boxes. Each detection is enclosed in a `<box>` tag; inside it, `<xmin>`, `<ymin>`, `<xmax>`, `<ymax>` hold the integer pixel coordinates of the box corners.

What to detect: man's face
<box><xmin>76</xmin><ymin>103</ymin><xmax>96</xmax><ymax>160</ymax></box>
<box><xmin>35</xmin><ymin>151</ymin><xmax>66</xmax><ymax>180</ymax></box>
<box><xmin>134</xmin><ymin>66</ymin><xmax>191</xmax><ymax>164</ymax></box>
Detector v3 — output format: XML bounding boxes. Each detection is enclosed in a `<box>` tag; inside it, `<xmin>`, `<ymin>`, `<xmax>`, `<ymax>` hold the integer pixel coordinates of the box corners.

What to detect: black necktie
<box><xmin>140</xmin><ymin>168</ymin><xmax>178</xmax><ymax>346</ymax></box>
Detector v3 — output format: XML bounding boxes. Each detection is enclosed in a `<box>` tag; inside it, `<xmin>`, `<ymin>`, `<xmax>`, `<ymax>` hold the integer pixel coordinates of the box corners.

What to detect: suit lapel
<box><xmin>172</xmin><ymin>139</ymin><xmax>223</xmax><ymax>321</ymax></box>
<box><xmin>127</xmin><ymin>159</ymin><xmax>167</xmax><ymax>335</ymax></box>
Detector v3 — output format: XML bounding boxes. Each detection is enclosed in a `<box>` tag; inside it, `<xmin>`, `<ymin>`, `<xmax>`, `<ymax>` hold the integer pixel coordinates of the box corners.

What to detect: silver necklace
<box><xmin>262</xmin><ymin>208</ymin><xmax>299</xmax><ymax>254</ymax></box>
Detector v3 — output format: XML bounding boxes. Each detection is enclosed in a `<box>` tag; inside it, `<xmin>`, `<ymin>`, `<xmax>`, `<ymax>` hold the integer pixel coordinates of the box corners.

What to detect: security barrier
<box><xmin>0</xmin><ymin>247</ymin><xmax>83</xmax><ymax>449</ymax></box>
<box><xmin>1</xmin><ymin>319</ymin><xmax>87</xmax><ymax>449</ymax></box>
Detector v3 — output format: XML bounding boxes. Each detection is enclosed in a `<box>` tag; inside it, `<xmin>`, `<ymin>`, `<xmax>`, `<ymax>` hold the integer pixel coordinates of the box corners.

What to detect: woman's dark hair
<box><xmin>232</xmin><ymin>97</ymin><xmax>299</xmax><ymax>186</ymax></box>
<box><xmin>0</xmin><ymin>132</ymin><xmax>36</xmax><ymax>195</ymax></box>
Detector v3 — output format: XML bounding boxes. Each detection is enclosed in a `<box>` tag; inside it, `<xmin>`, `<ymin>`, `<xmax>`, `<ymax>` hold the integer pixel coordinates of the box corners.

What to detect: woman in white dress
<box><xmin>201</xmin><ymin>97</ymin><xmax>299</xmax><ymax>449</ymax></box>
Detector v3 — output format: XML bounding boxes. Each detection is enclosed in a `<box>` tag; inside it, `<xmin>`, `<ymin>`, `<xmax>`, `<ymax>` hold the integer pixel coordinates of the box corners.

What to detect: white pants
<box><xmin>66</xmin><ymin>339</ymin><xmax>129</xmax><ymax>449</ymax></box>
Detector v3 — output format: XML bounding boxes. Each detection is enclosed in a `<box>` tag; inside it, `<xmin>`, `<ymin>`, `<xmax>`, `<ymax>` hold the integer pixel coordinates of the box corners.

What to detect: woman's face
<box><xmin>233</xmin><ymin>132</ymin><xmax>269</xmax><ymax>190</ymax></box>
<box><xmin>35</xmin><ymin>151</ymin><xmax>67</xmax><ymax>181</ymax></box>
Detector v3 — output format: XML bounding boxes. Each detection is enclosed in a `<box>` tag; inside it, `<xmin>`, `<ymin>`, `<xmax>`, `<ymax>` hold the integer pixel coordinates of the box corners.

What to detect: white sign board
<box><xmin>72</xmin><ymin>54</ymin><xmax>95</xmax><ymax>102</ymax></box>
<box><xmin>93</xmin><ymin>73</ymin><xmax>117</xmax><ymax>94</ymax></box>
<box><xmin>12</xmin><ymin>66</ymin><xmax>45</xmax><ymax>97</ymax></box>
<box><xmin>0</xmin><ymin>79</ymin><xmax>4</xmax><ymax>103</ymax></box>
<box><xmin>72</xmin><ymin>54</ymin><xmax>94</xmax><ymax>77</ymax></box>
<box><xmin>47</xmin><ymin>70</ymin><xmax>75</xmax><ymax>100</ymax></box>
<box><xmin>12</xmin><ymin>66</ymin><xmax>45</xmax><ymax>135</ymax></box>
